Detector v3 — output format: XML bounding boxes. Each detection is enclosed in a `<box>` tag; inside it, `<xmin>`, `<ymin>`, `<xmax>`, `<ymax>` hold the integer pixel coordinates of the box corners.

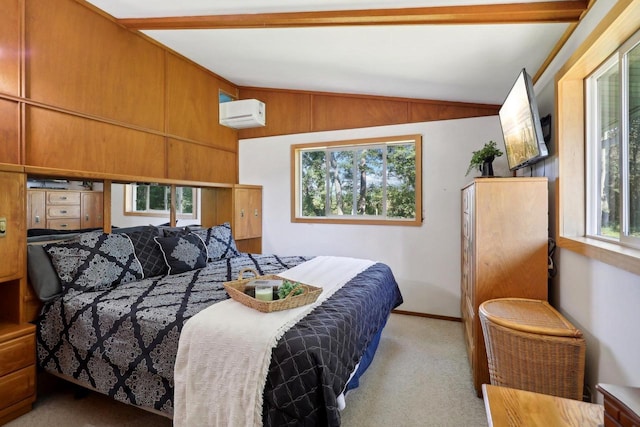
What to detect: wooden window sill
<box><xmin>557</xmin><ymin>235</ymin><xmax>640</xmax><ymax>276</ymax></box>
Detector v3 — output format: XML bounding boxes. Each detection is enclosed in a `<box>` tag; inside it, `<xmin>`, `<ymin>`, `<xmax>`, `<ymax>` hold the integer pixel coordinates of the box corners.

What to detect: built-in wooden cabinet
<box><xmin>0</xmin><ymin>323</ymin><xmax>36</xmax><ymax>426</ymax></box>
<box><xmin>202</xmin><ymin>185</ymin><xmax>263</xmax><ymax>254</ymax></box>
<box><xmin>0</xmin><ymin>167</ymin><xmax>33</xmax><ymax>424</ymax></box>
<box><xmin>26</xmin><ymin>190</ymin><xmax>44</xmax><ymax>230</ymax></box>
<box><xmin>27</xmin><ymin>189</ymin><xmax>103</xmax><ymax>231</ymax></box>
<box><xmin>81</xmin><ymin>191</ymin><xmax>104</xmax><ymax>229</ymax></box>
<box><xmin>234</xmin><ymin>187</ymin><xmax>262</xmax><ymax>241</ymax></box>
<box><xmin>461</xmin><ymin>178</ymin><xmax>549</xmax><ymax>396</ymax></box>
<box><xmin>0</xmin><ymin>169</ymin><xmax>25</xmax><ymax>282</ymax></box>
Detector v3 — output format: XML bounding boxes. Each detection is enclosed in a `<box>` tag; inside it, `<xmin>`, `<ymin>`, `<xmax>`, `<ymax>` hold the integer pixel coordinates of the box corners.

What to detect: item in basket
<box><xmin>250</xmin><ymin>279</ymin><xmax>282</xmax><ymax>301</ymax></box>
<box><xmin>277</xmin><ymin>280</ymin><xmax>304</xmax><ymax>300</ymax></box>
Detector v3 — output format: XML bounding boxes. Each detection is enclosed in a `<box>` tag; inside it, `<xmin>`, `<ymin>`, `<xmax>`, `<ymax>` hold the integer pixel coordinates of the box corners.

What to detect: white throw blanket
<box><xmin>173</xmin><ymin>256</ymin><xmax>375</xmax><ymax>427</ymax></box>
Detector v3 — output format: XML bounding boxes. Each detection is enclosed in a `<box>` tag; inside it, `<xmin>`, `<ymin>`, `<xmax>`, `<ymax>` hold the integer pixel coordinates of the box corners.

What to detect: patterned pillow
<box><xmin>44</xmin><ymin>231</ymin><xmax>144</xmax><ymax>292</ymax></box>
<box><xmin>189</xmin><ymin>222</ymin><xmax>240</xmax><ymax>261</ymax></box>
<box><xmin>125</xmin><ymin>226</ymin><xmax>168</xmax><ymax>278</ymax></box>
<box><xmin>154</xmin><ymin>233</ymin><xmax>208</xmax><ymax>275</ymax></box>
<box><xmin>160</xmin><ymin>226</ymin><xmax>190</xmax><ymax>237</ymax></box>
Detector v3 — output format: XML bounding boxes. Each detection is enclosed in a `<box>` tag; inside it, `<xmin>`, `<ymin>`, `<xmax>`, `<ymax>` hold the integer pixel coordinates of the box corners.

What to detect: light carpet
<box><xmin>7</xmin><ymin>313</ymin><xmax>488</xmax><ymax>427</ymax></box>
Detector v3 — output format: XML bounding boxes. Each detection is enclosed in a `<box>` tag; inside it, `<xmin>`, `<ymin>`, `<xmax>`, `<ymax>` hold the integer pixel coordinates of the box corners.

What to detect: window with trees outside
<box><xmin>586</xmin><ymin>29</ymin><xmax>640</xmax><ymax>248</ymax></box>
<box><xmin>291</xmin><ymin>135</ymin><xmax>422</xmax><ymax>226</ymax></box>
<box><xmin>124</xmin><ymin>184</ymin><xmax>197</xmax><ymax>219</ymax></box>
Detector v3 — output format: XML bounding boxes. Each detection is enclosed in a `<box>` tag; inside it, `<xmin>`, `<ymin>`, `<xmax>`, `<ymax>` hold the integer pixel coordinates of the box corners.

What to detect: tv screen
<box><xmin>499</xmin><ymin>68</ymin><xmax>549</xmax><ymax>171</ymax></box>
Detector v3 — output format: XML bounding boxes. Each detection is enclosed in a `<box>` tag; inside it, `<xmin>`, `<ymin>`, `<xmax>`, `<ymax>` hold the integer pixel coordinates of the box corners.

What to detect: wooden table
<box><xmin>483</xmin><ymin>384</ymin><xmax>604</xmax><ymax>427</ymax></box>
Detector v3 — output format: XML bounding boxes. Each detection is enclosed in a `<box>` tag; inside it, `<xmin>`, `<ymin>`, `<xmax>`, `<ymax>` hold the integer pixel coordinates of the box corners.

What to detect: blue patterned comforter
<box><xmin>36</xmin><ymin>253</ymin><xmax>402</xmax><ymax>425</ymax></box>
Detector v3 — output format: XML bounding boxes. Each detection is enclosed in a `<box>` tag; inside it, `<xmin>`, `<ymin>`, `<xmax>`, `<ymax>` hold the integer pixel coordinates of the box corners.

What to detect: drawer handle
<box><xmin>60</xmin><ymin>196</ymin><xmax>67</xmax><ymax>200</ymax></box>
<box><xmin>60</xmin><ymin>210</ymin><xmax>68</xmax><ymax>214</ymax></box>
<box><xmin>59</xmin><ymin>224</ymin><xmax>68</xmax><ymax>228</ymax></box>
<box><xmin>35</xmin><ymin>216</ymin><xmax>40</xmax><ymax>223</ymax></box>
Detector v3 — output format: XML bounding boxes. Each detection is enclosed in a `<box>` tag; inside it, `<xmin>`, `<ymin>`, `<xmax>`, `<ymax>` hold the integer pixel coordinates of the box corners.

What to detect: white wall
<box><xmin>239</xmin><ymin>116</ymin><xmax>506</xmax><ymax>317</ymax></box>
<box><xmin>532</xmin><ymin>0</ymin><xmax>640</xmax><ymax>398</ymax></box>
<box><xmin>556</xmin><ymin>251</ymin><xmax>640</xmax><ymax>395</ymax></box>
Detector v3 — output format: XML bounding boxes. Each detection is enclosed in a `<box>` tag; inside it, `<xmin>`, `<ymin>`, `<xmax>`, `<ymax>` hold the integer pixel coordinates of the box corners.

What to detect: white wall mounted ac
<box><xmin>219</xmin><ymin>99</ymin><xmax>266</xmax><ymax>129</ymax></box>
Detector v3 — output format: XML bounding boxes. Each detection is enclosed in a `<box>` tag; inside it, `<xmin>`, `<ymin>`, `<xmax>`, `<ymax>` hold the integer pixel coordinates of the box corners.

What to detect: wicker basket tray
<box><xmin>223</xmin><ymin>268</ymin><xmax>322</xmax><ymax>313</ymax></box>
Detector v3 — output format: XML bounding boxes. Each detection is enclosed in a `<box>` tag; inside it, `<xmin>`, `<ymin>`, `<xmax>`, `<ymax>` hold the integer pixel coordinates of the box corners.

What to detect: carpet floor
<box><xmin>6</xmin><ymin>313</ymin><xmax>488</xmax><ymax>426</ymax></box>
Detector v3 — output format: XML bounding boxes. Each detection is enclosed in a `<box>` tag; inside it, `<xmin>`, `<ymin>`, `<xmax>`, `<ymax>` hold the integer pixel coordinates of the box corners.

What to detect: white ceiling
<box><xmin>84</xmin><ymin>0</ymin><xmax>578</xmax><ymax>105</ymax></box>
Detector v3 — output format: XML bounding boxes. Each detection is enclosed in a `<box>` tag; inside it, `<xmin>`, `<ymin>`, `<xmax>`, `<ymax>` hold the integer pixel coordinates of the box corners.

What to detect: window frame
<box><xmin>619</xmin><ymin>32</ymin><xmax>640</xmax><ymax>247</ymax></box>
<box><xmin>123</xmin><ymin>184</ymin><xmax>198</xmax><ymax>219</ymax></box>
<box><xmin>586</xmin><ymin>31</ymin><xmax>640</xmax><ymax>249</ymax></box>
<box><xmin>557</xmin><ymin>0</ymin><xmax>640</xmax><ymax>276</ymax></box>
<box><xmin>585</xmin><ymin>54</ymin><xmax>620</xmax><ymax>243</ymax></box>
<box><xmin>290</xmin><ymin>134</ymin><xmax>422</xmax><ymax>226</ymax></box>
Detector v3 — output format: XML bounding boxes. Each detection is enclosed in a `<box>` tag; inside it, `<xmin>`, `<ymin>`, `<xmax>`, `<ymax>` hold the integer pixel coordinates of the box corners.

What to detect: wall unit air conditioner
<box><xmin>219</xmin><ymin>99</ymin><xmax>266</xmax><ymax>129</ymax></box>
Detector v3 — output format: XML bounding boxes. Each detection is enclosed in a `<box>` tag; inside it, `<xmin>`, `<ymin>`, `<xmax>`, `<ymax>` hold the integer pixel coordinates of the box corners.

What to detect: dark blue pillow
<box><xmin>125</xmin><ymin>226</ymin><xmax>168</xmax><ymax>278</ymax></box>
<box><xmin>189</xmin><ymin>222</ymin><xmax>240</xmax><ymax>261</ymax></box>
<box><xmin>44</xmin><ymin>231</ymin><xmax>143</xmax><ymax>292</ymax></box>
<box><xmin>154</xmin><ymin>233</ymin><xmax>208</xmax><ymax>275</ymax></box>
<box><xmin>159</xmin><ymin>226</ymin><xmax>190</xmax><ymax>237</ymax></box>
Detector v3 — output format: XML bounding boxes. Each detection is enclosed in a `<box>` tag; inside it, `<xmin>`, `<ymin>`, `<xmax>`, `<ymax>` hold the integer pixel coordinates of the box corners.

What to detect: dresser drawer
<box><xmin>463</xmin><ymin>212</ymin><xmax>471</xmax><ymax>238</ymax></box>
<box><xmin>47</xmin><ymin>205</ymin><xmax>81</xmax><ymax>218</ymax></box>
<box><xmin>46</xmin><ymin>191</ymin><xmax>80</xmax><ymax>205</ymax></box>
<box><xmin>604</xmin><ymin>397</ymin><xmax>640</xmax><ymax>427</ymax></box>
<box><xmin>462</xmin><ymin>187</ymin><xmax>473</xmax><ymax>214</ymax></box>
<box><xmin>0</xmin><ymin>366</ymin><xmax>36</xmax><ymax>410</ymax></box>
<box><xmin>0</xmin><ymin>334</ymin><xmax>35</xmax><ymax>377</ymax></box>
<box><xmin>47</xmin><ymin>218</ymin><xmax>81</xmax><ymax>230</ymax></box>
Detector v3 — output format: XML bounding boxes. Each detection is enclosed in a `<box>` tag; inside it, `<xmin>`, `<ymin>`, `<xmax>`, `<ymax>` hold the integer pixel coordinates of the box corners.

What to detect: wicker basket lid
<box><xmin>479</xmin><ymin>298</ymin><xmax>583</xmax><ymax>338</ymax></box>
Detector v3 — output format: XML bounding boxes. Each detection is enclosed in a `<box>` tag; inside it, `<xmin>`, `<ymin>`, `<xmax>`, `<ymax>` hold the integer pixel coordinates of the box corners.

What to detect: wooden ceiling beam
<box><xmin>118</xmin><ymin>1</ymin><xmax>588</xmax><ymax>30</ymax></box>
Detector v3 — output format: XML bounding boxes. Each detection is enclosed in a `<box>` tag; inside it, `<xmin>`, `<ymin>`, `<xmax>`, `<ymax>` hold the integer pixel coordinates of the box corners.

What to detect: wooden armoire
<box><xmin>461</xmin><ymin>177</ymin><xmax>549</xmax><ymax>396</ymax></box>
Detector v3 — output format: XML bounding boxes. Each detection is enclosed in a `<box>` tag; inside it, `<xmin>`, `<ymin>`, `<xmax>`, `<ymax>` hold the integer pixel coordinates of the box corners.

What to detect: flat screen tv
<box><xmin>498</xmin><ymin>68</ymin><xmax>549</xmax><ymax>171</ymax></box>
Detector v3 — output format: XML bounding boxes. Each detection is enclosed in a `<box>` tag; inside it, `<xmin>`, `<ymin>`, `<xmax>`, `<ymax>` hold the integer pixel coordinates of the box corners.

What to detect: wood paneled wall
<box><xmin>0</xmin><ymin>0</ymin><xmax>21</xmax><ymax>98</ymax></box>
<box><xmin>25</xmin><ymin>0</ymin><xmax>166</xmax><ymax>131</ymax></box>
<box><xmin>0</xmin><ymin>0</ymin><xmax>501</xmax><ymax>179</ymax></box>
<box><xmin>0</xmin><ymin>0</ymin><xmax>239</xmax><ymax>184</ymax></box>
<box><xmin>24</xmin><ymin>107</ymin><xmax>167</xmax><ymax>177</ymax></box>
<box><xmin>167</xmin><ymin>139</ymin><xmax>237</xmax><ymax>183</ymax></box>
<box><xmin>238</xmin><ymin>87</ymin><xmax>500</xmax><ymax>138</ymax></box>
<box><xmin>0</xmin><ymin>0</ymin><xmax>21</xmax><ymax>165</ymax></box>
<box><xmin>165</xmin><ymin>54</ymin><xmax>238</xmax><ymax>151</ymax></box>
<box><xmin>0</xmin><ymin>100</ymin><xmax>20</xmax><ymax>164</ymax></box>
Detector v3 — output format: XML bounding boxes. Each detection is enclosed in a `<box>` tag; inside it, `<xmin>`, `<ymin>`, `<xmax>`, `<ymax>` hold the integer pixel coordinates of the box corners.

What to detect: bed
<box><xmin>30</xmin><ymin>224</ymin><xmax>403</xmax><ymax>426</ymax></box>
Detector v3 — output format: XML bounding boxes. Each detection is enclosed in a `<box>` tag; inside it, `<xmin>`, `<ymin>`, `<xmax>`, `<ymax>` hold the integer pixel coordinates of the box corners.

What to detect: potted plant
<box><xmin>466</xmin><ymin>140</ymin><xmax>504</xmax><ymax>176</ymax></box>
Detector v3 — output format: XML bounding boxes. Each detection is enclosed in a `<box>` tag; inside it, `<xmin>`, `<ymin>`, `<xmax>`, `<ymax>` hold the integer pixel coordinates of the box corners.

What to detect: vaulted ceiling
<box><xmin>84</xmin><ymin>0</ymin><xmax>590</xmax><ymax>105</ymax></box>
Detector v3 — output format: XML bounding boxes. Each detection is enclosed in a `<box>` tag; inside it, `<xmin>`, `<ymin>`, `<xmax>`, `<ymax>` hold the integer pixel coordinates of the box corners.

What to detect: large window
<box><xmin>291</xmin><ymin>135</ymin><xmax>422</xmax><ymax>226</ymax></box>
<box><xmin>587</xmin><ymin>30</ymin><xmax>640</xmax><ymax>248</ymax></box>
<box><xmin>557</xmin><ymin>1</ymin><xmax>640</xmax><ymax>275</ymax></box>
<box><xmin>124</xmin><ymin>184</ymin><xmax>197</xmax><ymax>219</ymax></box>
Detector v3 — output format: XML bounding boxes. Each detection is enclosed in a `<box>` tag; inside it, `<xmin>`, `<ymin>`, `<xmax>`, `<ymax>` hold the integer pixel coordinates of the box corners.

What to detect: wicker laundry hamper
<box><xmin>479</xmin><ymin>298</ymin><xmax>586</xmax><ymax>401</ymax></box>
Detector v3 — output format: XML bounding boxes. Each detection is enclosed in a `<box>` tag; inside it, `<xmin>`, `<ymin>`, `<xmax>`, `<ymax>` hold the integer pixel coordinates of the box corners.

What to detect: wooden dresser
<box><xmin>597</xmin><ymin>383</ymin><xmax>640</xmax><ymax>427</ymax></box>
<box><xmin>27</xmin><ymin>189</ymin><xmax>103</xmax><ymax>230</ymax></box>
<box><xmin>461</xmin><ymin>178</ymin><xmax>549</xmax><ymax>396</ymax></box>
